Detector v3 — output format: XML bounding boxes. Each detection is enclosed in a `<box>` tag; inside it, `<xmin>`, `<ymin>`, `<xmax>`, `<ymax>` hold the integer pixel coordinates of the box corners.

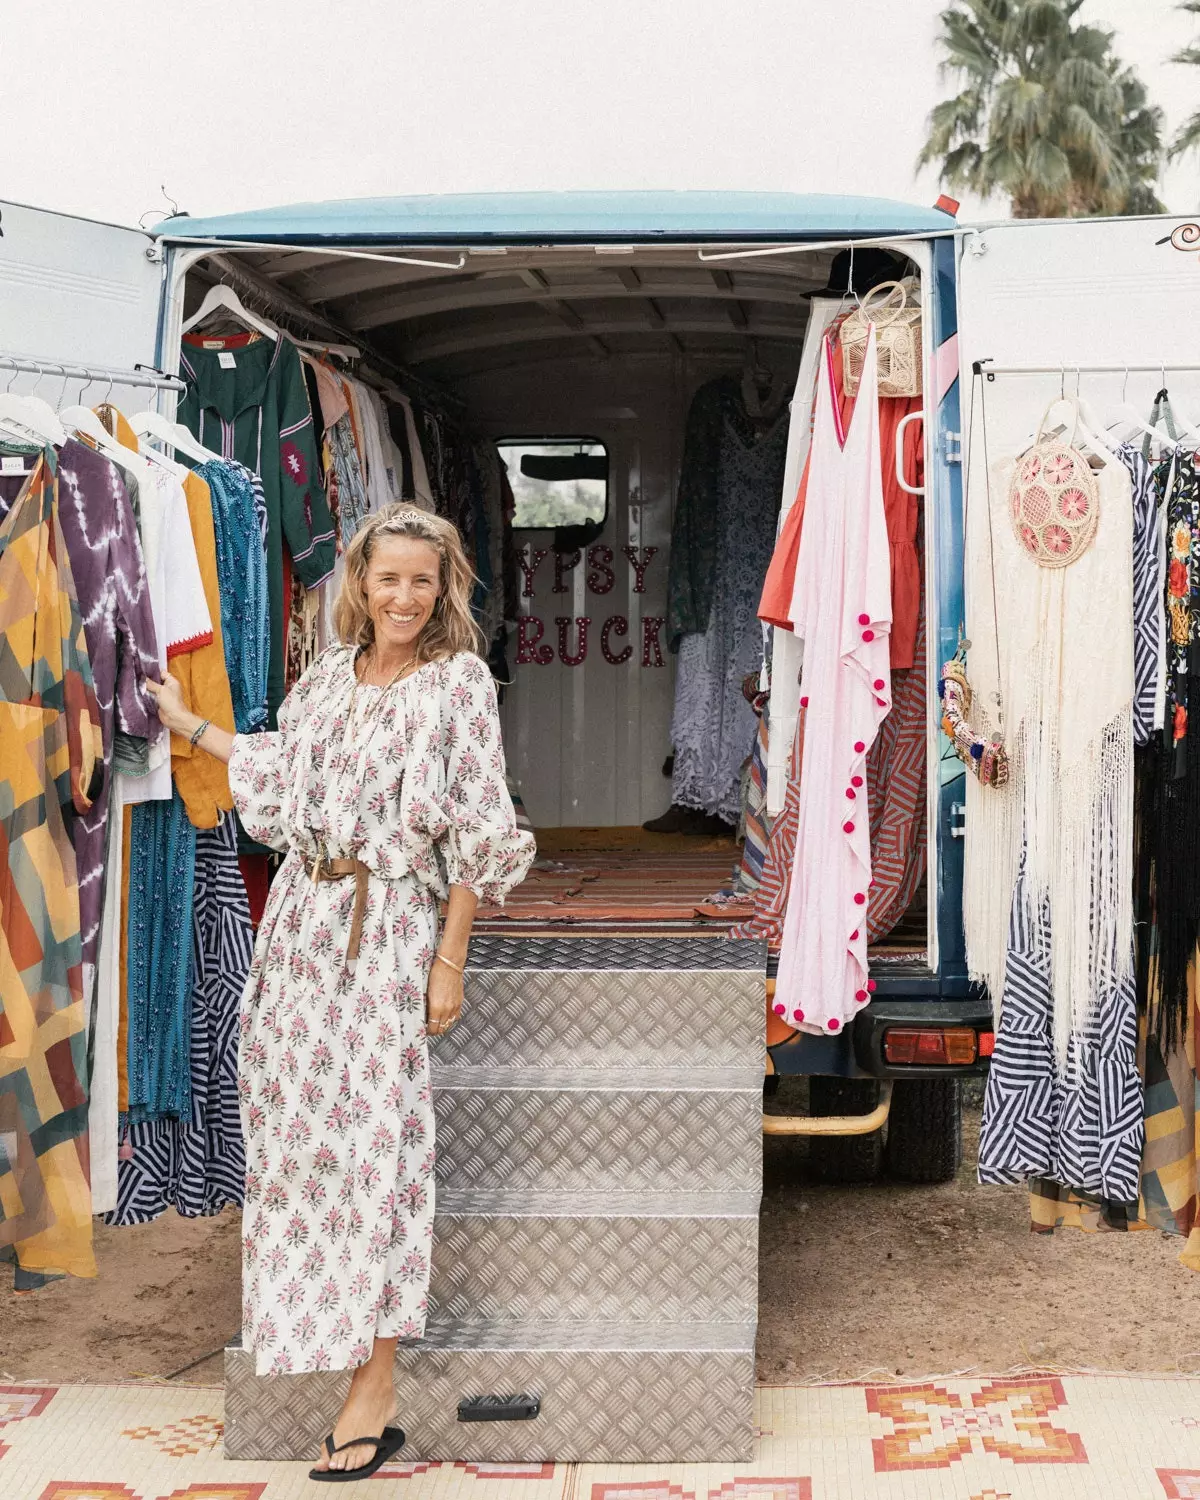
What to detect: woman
<box><xmin>149</xmin><ymin>504</ymin><xmax>535</xmax><ymax>1481</ymax></box>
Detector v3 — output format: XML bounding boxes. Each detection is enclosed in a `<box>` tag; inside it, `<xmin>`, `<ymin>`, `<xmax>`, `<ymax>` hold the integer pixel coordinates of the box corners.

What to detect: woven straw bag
<box><xmin>1007</xmin><ymin>401</ymin><xmax>1100</xmax><ymax>570</ymax></box>
<box><xmin>841</xmin><ymin>277</ymin><xmax>922</xmax><ymax>399</ymax></box>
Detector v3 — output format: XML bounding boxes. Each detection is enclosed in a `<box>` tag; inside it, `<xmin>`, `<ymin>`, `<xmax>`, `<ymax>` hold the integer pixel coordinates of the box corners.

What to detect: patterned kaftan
<box><xmin>228</xmin><ymin>648</ymin><xmax>535</xmax><ymax>1375</ymax></box>
<box><xmin>0</xmin><ymin>453</ymin><xmax>103</xmax><ymax>1281</ymax></box>
<box><xmin>670</xmin><ymin>395</ymin><xmax>788</xmax><ymax>821</ymax></box>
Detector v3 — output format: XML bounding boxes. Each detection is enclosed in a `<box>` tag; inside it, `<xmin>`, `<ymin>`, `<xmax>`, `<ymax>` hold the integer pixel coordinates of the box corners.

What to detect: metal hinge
<box><xmin>943</xmin><ymin>430</ymin><xmax>962</xmax><ymax>465</ymax></box>
<box><xmin>950</xmin><ymin>802</ymin><xmax>966</xmax><ymax>839</ymax></box>
<box><xmin>144</xmin><ymin>243</ymin><xmax>165</xmax><ymax>263</ymax></box>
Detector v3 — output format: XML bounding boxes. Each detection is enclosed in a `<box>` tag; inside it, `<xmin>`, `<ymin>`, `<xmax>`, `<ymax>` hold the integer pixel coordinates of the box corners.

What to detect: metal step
<box><xmin>430</xmin><ymin>1188</ymin><xmax>759</xmax><ymax>1324</ymax></box>
<box><xmin>226</xmin><ymin>936</ymin><xmax>767</xmax><ymax>1463</ymax></box>
<box><xmin>223</xmin><ymin>1319</ymin><xmax>756</xmax><ymax>1462</ymax></box>
<box><xmin>440</xmin><ymin>936</ymin><xmax>766</xmax><ymax>1069</ymax></box>
<box><xmin>432</xmin><ymin>1064</ymin><xmax>762</xmax><ymax>1192</ymax></box>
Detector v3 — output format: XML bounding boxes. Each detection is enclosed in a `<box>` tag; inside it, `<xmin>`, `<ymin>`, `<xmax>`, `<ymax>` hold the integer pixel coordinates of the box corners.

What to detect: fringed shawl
<box><xmin>964</xmin><ymin>442</ymin><xmax>1135</xmax><ymax>1062</ymax></box>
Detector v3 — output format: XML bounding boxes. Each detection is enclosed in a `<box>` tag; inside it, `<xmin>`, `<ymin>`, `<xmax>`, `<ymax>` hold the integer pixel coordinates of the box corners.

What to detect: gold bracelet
<box><xmin>434</xmin><ymin>951</ymin><xmax>465</xmax><ymax>974</ymax></box>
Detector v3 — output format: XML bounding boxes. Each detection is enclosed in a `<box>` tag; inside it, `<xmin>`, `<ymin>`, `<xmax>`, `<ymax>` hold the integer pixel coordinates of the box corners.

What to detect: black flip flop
<box><xmin>308</xmin><ymin>1424</ymin><xmax>406</xmax><ymax>1482</ymax></box>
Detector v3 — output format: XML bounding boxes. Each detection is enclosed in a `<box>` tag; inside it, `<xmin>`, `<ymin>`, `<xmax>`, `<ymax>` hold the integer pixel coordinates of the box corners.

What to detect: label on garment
<box><xmin>1</xmin><ymin>455</ymin><xmax>29</xmax><ymax>474</ymax></box>
<box><xmin>217</xmin><ymin>351</ymin><xmax>237</xmax><ymax>369</ymax></box>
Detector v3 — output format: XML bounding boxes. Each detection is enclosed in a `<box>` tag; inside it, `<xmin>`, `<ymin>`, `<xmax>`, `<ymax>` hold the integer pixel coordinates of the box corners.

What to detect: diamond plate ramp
<box><xmin>223</xmin><ymin>1322</ymin><xmax>755</xmax><ymax>1462</ymax></box>
<box><xmin>438</xmin><ymin>948</ymin><xmax>766</xmax><ymax>1069</ymax></box>
<box><xmin>432</xmin><ymin>1066</ymin><xmax>762</xmax><ymax>1192</ymax></box>
<box><xmin>226</xmin><ymin>937</ymin><xmax>766</xmax><ymax>1462</ymax></box>
<box><xmin>430</xmin><ymin>1188</ymin><xmax>759</xmax><ymax>1324</ymax></box>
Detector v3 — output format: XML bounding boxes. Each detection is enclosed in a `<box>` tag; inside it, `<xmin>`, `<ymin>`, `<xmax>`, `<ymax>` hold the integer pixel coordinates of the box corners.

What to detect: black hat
<box><xmin>823</xmin><ymin>246</ymin><xmax>910</xmax><ymax>295</ymax></box>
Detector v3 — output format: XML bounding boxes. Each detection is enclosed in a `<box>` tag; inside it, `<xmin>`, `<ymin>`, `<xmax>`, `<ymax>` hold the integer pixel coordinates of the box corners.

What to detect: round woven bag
<box><xmin>1007</xmin><ymin>405</ymin><xmax>1100</xmax><ymax>569</ymax></box>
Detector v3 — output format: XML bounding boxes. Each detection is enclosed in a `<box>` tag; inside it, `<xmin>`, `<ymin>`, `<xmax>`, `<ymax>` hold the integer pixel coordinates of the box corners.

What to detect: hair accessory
<box><xmin>189</xmin><ymin>718</ymin><xmax>211</xmax><ymax>747</ymax></box>
<box><xmin>939</xmin><ymin>646</ymin><xmax>1008</xmax><ymax>788</ymax></box>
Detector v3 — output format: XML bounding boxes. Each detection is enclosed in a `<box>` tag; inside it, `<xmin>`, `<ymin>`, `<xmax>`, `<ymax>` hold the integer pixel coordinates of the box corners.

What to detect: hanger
<box><xmin>129</xmin><ymin>409</ymin><xmax>223</xmax><ymax>466</ymax></box>
<box><xmin>1072</xmin><ymin>378</ymin><xmax>1119</xmax><ymax>458</ymax></box>
<box><xmin>0</xmin><ymin>362</ymin><xmax>68</xmax><ymax>446</ymax></box>
<box><xmin>1104</xmin><ymin>367</ymin><xmax>1180</xmax><ymax>451</ymax></box>
<box><xmin>182</xmin><ymin>281</ymin><xmax>278</xmax><ymax>341</ymax></box>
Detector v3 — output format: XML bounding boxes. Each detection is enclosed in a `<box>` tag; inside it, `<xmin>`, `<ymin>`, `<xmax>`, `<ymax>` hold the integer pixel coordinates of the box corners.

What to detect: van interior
<box><xmin>177</xmin><ymin>235</ymin><xmax>929</xmax><ymax>963</ymax></box>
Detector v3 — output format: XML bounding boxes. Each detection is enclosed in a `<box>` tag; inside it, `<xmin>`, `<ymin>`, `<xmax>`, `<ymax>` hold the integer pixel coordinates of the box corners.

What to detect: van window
<box><xmin>498</xmin><ymin>439</ymin><xmax>608</xmax><ymax>531</ymax></box>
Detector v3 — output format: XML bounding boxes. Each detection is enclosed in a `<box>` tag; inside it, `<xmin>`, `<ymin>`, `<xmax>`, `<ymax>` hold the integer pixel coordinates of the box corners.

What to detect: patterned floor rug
<box><xmin>6</xmin><ymin>1375</ymin><xmax>1200</xmax><ymax>1500</ymax></box>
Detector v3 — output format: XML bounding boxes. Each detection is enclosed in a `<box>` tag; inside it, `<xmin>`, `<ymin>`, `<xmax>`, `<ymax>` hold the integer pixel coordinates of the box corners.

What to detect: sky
<box><xmin>3</xmin><ymin>0</ymin><xmax>1198</xmax><ymax>230</ymax></box>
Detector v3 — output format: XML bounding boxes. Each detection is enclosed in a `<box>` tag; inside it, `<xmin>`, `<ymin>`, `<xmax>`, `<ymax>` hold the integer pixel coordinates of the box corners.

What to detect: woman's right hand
<box><xmin>146</xmin><ymin>674</ymin><xmax>191</xmax><ymax>735</ymax></box>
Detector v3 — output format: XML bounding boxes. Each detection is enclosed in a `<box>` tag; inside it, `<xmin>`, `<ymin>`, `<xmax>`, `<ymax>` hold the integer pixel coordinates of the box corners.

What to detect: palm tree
<box><xmin>920</xmin><ymin>0</ymin><xmax>1165</xmax><ymax>218</ymax></box>
<box><xmin>1169</xmin><ymin>1</ymin><xmax>1200</xmax><ymax>166</ymax></box>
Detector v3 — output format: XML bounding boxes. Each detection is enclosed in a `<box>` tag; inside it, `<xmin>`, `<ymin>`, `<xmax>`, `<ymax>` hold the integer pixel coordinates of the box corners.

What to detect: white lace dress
<box><xmin>228</xmin><ymin>647</ymin><xmax>535</xmax><ymax>1375</ymax></box>
<box><xmin>671</xmin><ymin>408</ymin><xmax>787</xmax><ymax>820</ymax></box>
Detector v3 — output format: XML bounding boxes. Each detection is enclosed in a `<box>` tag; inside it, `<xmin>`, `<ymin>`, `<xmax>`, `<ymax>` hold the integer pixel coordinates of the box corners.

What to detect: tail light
<box><xmin>883</xmin><ymin>1027</ymin><xmax>978</xmax><ymax>1066</ymax></box>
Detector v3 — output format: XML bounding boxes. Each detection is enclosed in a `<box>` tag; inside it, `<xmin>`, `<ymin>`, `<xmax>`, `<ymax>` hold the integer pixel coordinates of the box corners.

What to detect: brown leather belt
<box><xmin>302</xmin><ymin>849</ymin><xmax>370</xmax><ymax>964</ymax></box>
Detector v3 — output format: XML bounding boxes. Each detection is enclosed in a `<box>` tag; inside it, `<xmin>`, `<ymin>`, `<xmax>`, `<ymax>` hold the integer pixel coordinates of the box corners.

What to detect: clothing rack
<box><xmin>975</xmin><ymin>359</ymin><xmax>1200</xmax><ymax>381</ymax></box>
<box><xmin>0</xmin><ymin>352</ymin><xmax>186</xmax><ymax>393</ymax></box>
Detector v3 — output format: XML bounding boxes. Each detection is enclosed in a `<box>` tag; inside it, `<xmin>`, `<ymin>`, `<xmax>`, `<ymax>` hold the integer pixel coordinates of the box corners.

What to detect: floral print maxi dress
<box><xmin>227</xmin><ymin>647</ymin><xmax>535</xmax><ymax>1375</ymax></box>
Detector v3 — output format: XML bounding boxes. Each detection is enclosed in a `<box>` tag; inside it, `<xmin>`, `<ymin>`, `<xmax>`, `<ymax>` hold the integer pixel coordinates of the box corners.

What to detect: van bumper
<box><xmin>767</xmin><ymin>992</ymin><xmax>993</xmax><ymax>1079</ymax></box>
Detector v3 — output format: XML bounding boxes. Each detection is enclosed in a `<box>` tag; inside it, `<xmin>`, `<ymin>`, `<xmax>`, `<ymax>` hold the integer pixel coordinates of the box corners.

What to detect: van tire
<box><xmin>806</xmin><ymin>1077</ymin><xmax>883</xmax><ymax>1183</ymax></box>
<box><xmin>885</xmin><ymin>1078</ymin><xmax>963</xmax><ymax>1183</ymax></box>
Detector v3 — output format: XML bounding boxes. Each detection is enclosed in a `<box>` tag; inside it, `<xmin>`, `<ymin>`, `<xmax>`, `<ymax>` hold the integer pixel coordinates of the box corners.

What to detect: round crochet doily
<box><xmin>1008</xmin><ymin>441</ymin><xmax>1099</xmax><ymax>568</ymax></box>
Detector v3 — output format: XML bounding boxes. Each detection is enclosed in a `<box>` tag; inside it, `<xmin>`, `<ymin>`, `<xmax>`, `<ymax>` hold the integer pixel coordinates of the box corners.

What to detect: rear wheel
<box><xmin>885</xmin><ymin>1077</ymin><xmax>963</xmax><ymax>1183</ymax></box>
<box><xmin>806</xmin><ymin>1077</ymin><xmax>883</xmax><ymax>1183</ymax></box>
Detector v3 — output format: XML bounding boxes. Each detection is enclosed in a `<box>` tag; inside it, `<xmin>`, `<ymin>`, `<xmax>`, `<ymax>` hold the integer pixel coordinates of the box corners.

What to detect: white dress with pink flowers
<box><xmin>228</xmin><ymin>647</ymin><xmax>535</xmax><ymax>1375</ymax></box>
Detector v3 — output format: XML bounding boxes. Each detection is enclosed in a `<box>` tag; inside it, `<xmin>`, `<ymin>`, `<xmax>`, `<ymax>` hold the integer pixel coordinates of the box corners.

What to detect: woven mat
<box><xmin>7</xmin><ymin>1375</ymin><xmax>1200</xmax><ymax>1497</ymax></box>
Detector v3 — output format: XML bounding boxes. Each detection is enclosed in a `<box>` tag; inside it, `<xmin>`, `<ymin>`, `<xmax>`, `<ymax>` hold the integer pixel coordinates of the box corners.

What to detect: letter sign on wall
<box><xmin>517</xmin><ymin>544</ymin><xmax>666</xmax><ymax>668</ymax></box>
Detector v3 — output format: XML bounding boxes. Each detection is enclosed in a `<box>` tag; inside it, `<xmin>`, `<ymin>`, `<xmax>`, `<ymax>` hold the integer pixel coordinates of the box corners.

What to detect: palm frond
<box><xmin>1169</xmin><ymin>108</ymin><xmax>1200</xmax><ymax>160</ymax></box>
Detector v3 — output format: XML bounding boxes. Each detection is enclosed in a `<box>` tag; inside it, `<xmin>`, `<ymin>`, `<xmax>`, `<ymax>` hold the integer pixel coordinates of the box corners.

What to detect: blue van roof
<box><xmin>156</xmin><ymin>190</ymin><xmax>954</xmax><ymax>245</ymax></box>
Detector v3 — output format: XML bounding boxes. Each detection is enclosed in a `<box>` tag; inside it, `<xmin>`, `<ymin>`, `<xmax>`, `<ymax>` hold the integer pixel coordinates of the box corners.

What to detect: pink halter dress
<box><xmin>773</xmin><ymin>326</ymin><xmax>894</xmax><ymax>1035</ymax></box>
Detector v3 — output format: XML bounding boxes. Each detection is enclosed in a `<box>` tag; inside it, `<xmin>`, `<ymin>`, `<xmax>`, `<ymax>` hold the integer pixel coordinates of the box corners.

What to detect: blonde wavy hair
<box><xmin>333</xmin><ymin>504</ymin><xmax>484</xmax><ymax>663</ymax></box>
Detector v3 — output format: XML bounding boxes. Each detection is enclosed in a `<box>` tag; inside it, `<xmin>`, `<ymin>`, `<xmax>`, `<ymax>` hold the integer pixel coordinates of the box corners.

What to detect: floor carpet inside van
<box><xmin>475</xmin><ymin>827</ymin><xmax>749</xmax><ymax>932</ymax></box>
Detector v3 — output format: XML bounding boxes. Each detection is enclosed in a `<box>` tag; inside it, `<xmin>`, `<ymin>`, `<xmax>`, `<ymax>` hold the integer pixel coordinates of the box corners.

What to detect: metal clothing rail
<box><xmin>975</xmin><ymin>358</ymin><xmax>1200</xmax><ymax>381</ymax></box>
<box><xmin>0</xmin><ymin>352</ymin><xmax>186</xmax><ymax>393</ymax></box>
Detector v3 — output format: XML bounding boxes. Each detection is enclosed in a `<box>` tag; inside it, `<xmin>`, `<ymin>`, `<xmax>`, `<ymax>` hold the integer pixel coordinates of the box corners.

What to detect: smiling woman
<box><xmin>146</xmin><ymin>502</ymin><xmax>536</xmax><ymax>1478</ymax></box>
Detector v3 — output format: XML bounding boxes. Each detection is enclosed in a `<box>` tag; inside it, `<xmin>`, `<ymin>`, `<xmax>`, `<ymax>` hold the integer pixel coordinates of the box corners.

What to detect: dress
<box><xmin>179</xmin><ymin>332</ymin><xmax>336</xmax><ymax>724</ymax></box>
<box><xmin>967</xmin><ymin>430</ymin><xmax>1137</xmax><ymax>1198</ymax></box>
<box><xmin>227</xmin><ymin>647</ymin><xmax>535</xmax><ymax>1375</ymax></box>
<box><xmin>771</xmin><ymin>329</ymin><xmax>893</xmax><ymax>1035</ymax></box>
<box><xmin>670</xmin><ymin>396</ymin><xmax>788</xmax><ymax>821</ymax></box>
<box><xmin>0</xmin><ymin>452</ymin><xmax>103</xmax><ymax>1281</ymax></box>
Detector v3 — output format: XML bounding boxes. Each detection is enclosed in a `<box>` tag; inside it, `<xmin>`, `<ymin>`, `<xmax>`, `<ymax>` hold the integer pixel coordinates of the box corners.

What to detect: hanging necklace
<box><xmin>346</xmin><ymin>644</ymin><xmax>417</xmax><ymax>733</ymax></box>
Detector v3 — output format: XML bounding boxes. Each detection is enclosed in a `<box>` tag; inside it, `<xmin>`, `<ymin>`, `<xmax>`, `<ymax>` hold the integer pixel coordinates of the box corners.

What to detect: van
<box><xmin>4</xmin><ymin>192</ymin><xmax>1196</xmax><ymax>1460</ymax></box>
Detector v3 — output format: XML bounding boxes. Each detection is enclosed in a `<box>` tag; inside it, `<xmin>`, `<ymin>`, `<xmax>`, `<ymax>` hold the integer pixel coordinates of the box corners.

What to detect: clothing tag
<box><xmin>1</xmin><ymin>455</ymin><xmax>30</xmax><ymax>475</ymax></box>
<box><xmin>217</xmin><ymin>351</ymin><xmax>237</xmax><ymax>369</ymax></box>
<box><xmin>201</xmin><ymin>339</ymin><xmax>225</xmax><ymax>349</ymax></box>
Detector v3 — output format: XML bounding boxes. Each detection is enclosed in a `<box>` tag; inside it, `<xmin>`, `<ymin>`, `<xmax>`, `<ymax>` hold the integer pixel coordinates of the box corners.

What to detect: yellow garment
<box><xmin>0</xmin><ymin>456</ymin><xmax>101</xmax><ymax>1279</ymax></box>
<box><xmin>170</xmin><ymin>470</ymin><xmax>235</xmax><ymax>828</ymax></box>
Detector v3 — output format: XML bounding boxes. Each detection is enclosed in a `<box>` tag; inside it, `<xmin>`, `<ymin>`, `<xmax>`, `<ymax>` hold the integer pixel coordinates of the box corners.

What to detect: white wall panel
<box><xmin>0</xmin><ymin>199</ymin><xmax>164</xmax><ymax>404</ymax></box>
<box><xmin>460</xmin><ymin>350</ymin><xmax>794</xmax><ymax>827</ymax></box>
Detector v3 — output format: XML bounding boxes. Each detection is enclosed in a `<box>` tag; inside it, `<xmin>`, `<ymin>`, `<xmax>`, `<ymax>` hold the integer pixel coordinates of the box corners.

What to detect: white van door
<box><xmin>956</xmin><ymin>214</ymin><xmax>1200</xmax><ymax>458</ymax></box>
<box><xmin>0</xmin><ymin>199</ymin><xmax>165</xmax><ymax>402</ymax></box>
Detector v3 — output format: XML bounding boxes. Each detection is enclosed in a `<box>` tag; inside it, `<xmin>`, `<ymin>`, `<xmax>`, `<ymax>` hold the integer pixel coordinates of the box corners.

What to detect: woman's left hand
<box><xmin>426</xmin><ymin>956</ymin><xmax>464</xmax><ymax>1037</ymax></box>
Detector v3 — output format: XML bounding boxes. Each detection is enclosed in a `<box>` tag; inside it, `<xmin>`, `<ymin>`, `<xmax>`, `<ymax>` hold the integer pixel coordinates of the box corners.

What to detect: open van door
<box><xmin>956</xmin><ymin>214</ymin><xmax>1200</xmax><ymax>460</ymax></box>
<box><xmin>0</xmin><ymin>199</ymin><xmax>166</xmax><ymax>402</ymax></box>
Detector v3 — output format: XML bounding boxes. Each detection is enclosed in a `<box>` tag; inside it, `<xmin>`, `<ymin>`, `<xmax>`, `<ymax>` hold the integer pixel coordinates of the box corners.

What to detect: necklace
<box><xmin>345</xmin><ymin>646</ymin><xmax>417</xmax><ymax>732</ymax></box>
